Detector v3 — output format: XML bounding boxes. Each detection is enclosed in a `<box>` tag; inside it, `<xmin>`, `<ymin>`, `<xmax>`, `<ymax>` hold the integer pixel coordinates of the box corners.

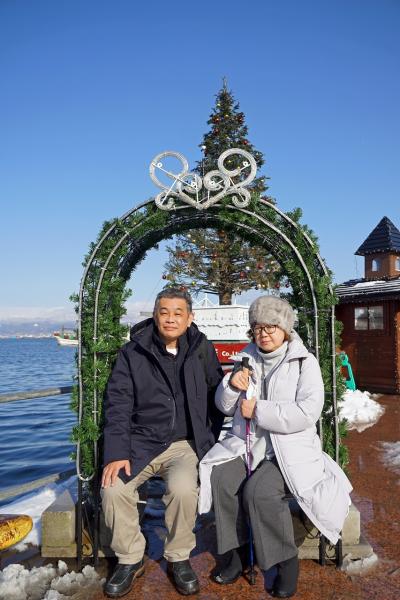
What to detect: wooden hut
<box><xmin>336</xmin><ymin>216</ymin><xmax>400</xmax><ymax>393</ymax></box>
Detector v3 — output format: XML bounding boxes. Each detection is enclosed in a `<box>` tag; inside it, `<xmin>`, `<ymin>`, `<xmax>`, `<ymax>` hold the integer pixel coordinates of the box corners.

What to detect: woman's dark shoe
<box><xmin>104</xmin><ymin>560</ymin><xmax>145</xmax><ymax>598</ymax></box>
<box><xmin>212</xmin><ymin>547</ymin><xmax>246</xmax><ymax>584</ymax></box>
<box><xmin>167</xmin><ymin>559</ymin><xmax>200</xmax><ymax>595</ymax></box>
<box><xmin>271</xmin><ymin>555</ymin><xmax>299</xmax><ymax>598</ymax></box>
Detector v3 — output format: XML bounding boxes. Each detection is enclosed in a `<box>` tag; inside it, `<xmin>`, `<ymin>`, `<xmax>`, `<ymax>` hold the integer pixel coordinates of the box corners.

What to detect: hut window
<box><xmin>369</xmin><ymin>306</ymin><xmax>384</xmax><ymax>329</ymax></box>
<box><xmin>354</xmin><ymin>307</ymin><xmax>368</xmax><ymax>330</ymax></box>
<box><xmin>371</xmin><ymin>258</ymin><xmax>381</xmax><ymax>272</ymax></box>
<box><xmin>354</xmin><ymin>306</ymin><xmax>383</xmax><ymax>330</ymax></box>
<box><xmin>396</xmin><ymin>257</ymin><xmax>400</xmax><ymax>271</ymax></box>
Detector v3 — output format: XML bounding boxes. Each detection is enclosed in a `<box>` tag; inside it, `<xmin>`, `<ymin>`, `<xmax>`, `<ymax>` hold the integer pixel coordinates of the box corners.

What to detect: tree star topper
<box><xmin>149</xmin><ymin>148</ymin><xmax>257</xmax><ymax>211</ymax></box>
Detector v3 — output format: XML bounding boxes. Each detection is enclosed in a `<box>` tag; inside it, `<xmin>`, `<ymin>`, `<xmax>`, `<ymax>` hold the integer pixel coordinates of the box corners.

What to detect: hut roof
<box><xmin>355</xmin><ymin>216</ymin><xmax>400</xmax><ymax>256</ymax></box>
<box><xmin>336</xmin><ymin>277</ymin><xmax>400</xmax><ymax>302</ymax></box>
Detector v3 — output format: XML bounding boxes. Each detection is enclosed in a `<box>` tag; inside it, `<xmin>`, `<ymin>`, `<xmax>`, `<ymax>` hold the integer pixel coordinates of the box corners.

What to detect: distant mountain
<box><xmin>0</xmin><ymin>300</ymin><xmax>151</xmax><ymax>337</ymax></box>
<box><xmin>0</xmin><ymin>320</ymin><xmax>77</xmax><ymax>337</ymax></box>
<box><xmin>0</xmin><ymin>318</ymin><xmax>139</xmax><ymax>337</ymax></box>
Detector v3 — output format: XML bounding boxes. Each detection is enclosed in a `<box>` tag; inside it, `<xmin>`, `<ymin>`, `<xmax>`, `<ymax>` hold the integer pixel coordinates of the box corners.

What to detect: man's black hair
<box><xmin>153</xmin><ymin>287</ymin><xmax>193</xmax><ymax>313</ymax></box>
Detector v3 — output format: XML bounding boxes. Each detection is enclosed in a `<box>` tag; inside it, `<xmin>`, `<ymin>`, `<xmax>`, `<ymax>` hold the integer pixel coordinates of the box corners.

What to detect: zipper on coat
<box><xmin>149</xmin><ymin>350</ymin><xmax>177</xmax><ymax>440</ymax></box>
<box><xmin>169</xmin><ymin>396</ymin><xmax>176</xmax><ymax>434</ymax></box>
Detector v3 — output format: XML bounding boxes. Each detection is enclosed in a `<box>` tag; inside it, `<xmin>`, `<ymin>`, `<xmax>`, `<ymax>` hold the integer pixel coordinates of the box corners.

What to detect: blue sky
<box><xmin>1</xmin><ymin>0</ymin><xmax>399</xmax><ymax>317</ymax></box>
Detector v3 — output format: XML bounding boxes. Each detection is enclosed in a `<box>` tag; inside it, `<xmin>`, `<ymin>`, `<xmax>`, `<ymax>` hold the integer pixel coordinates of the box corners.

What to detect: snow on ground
<box><xmin>341</xmin><ymin>552</ymin><xmax>379</xmax><ymax>574</ymax></box>
<box><xmin>0</xmin><ymin>561</ymin><xmax>104</xmax><ymax>600</ymax></box>
<box><xmin>338</xmin><ymin>389</ymin><xmax>385</xmax><ymax>432</ymax></box>
<box><xmin>380</xmin><ymin>441</ymin><xmax>400</xmax><ymax>476</ymax></box>
<box><xmin>1</xmin><ymin>476</ymin><xmax>76</xmax><ymax>551</ymax></box>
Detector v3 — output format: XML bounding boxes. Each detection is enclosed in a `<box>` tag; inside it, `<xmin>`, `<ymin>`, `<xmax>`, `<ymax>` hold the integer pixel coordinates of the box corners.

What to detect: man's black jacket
<box><xmin>103</xmin><ymin>318</ymin><xmax>224</xmax><ymax>481</ymax></box>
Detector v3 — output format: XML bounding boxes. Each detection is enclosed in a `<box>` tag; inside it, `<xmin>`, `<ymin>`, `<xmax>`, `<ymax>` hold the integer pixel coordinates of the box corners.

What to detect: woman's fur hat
<box><xmin>248</xmin><ymin>296</ymin><xmax>295</xmax><ymax>335</ymax></box>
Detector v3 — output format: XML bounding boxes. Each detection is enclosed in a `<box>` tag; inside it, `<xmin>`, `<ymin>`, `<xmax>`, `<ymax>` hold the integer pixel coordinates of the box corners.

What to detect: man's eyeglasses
<box><xmin>252</xmin><ymin>324</ymin><xmax>277</xmax><ymax>336</ymax></box>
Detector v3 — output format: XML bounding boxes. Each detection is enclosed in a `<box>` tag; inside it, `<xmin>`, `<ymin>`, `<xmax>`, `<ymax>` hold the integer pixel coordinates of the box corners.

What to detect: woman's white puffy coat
<box><xmin>215</xmin><ymin>335</ymin><xmax>352</xmax><ymax>544</ymax></box>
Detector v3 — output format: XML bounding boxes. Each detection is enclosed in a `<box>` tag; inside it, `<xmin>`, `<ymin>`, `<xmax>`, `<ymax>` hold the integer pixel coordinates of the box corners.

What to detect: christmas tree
<box><xmin>164</xmin><ymin>80</ymin><xmax>281</xmax><ymax>304</ymax></box>
<box><xmin>196</xmin><ymin>77</ymin><xmax>267</xmax><ymax>194</ymax></box>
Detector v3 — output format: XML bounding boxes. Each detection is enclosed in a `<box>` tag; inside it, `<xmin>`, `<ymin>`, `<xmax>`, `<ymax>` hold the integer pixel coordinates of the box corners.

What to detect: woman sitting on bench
<box><xmin>199</xmin><ymin>295</ymin><xmax>352</xmax><ymax>598</ymax></box>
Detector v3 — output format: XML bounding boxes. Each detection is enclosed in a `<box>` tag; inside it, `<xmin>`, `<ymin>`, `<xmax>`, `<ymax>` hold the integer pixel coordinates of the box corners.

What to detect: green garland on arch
<box><xmin>70</xmin><ymin>196</ymin><xmax>348</xmax><ymax>480</ymax></box>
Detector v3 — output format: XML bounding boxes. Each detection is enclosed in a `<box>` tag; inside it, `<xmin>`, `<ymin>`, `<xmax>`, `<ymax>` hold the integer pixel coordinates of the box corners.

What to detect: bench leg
<box><xmin>318</xmin><ymin>534</ymin><xmax>343</xmax><ymax>568</ymax></box>
<box><xmin>319</xmin><ymin>534</ymin><xmax>326</xmax><ymax>566</ymax></box>
<box><xmin>335</xmin><ymin>538</ymin><xmax>343</xmax><ymax>568</ymax></box>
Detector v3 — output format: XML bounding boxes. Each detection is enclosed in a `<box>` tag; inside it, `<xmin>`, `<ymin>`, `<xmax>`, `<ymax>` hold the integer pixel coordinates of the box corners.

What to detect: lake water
<box><xmin>0</xmin><ymin>338</ymin><xmax>76</xmax><ymax>495</ymax></box>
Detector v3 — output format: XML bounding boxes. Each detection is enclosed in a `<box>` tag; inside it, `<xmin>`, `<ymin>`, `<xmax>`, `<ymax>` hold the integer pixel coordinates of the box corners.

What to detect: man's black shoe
<box><xmin>271</xmin><ymin>555</ymin><xmax>299</xmax><ymax>598</ymax></box>
<box><xmin>167</xmin><ymin>559</ymin><xmax>200</xmax><ymax>595</ymax></box>
<box><xmin>104</xmin><ymin>560</ymin><xmax>145</xmax><ymax>598</ymax></box>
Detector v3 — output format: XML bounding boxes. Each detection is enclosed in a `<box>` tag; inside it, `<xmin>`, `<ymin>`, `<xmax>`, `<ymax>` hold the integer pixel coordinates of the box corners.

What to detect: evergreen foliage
<box><xmin>164</xmin><ymin>229</ymin><xmax>282</xmax><ymax>305</ymax></box>
<box><xmin>197</xmin><ymin>79</ymin><xmax>267</xmax><ymax>195</ymax></box>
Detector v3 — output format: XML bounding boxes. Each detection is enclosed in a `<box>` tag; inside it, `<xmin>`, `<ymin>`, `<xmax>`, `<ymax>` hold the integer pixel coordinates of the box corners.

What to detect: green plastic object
<box><xmin>339</xmin><ymin>352</ymin><xmax>356</xmax><ymax>391</ymax></box>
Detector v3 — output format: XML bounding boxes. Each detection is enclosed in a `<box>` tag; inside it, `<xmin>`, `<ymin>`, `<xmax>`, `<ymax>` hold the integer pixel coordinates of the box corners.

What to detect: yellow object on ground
<box><xmin>0</xmin><ymin>514</ymin><xmax>33</xmax><ymax>550</ymax></box>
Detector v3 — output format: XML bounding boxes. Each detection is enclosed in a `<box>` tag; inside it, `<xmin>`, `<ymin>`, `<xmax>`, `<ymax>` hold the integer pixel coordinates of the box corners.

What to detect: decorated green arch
<box><xmin>71</xmin><ymin>149</ymin><xmax>346</xmax><ymax>564</ymax></box>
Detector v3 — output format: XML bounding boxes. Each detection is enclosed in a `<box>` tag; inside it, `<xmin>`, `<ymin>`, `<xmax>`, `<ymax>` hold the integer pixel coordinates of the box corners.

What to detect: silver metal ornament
<box><xmin>149</xmin><ymin>148</ymin><xmax>258</xmax><ymax>211</ymax></box>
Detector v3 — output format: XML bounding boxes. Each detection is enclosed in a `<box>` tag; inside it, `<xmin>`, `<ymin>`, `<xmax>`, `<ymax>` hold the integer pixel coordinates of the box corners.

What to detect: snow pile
<box><xmin>341</xmin><ymin>552</ymin><xmax>378</xmax><ymax>574</ymax></box>
<box><xmin>380</xmin><ymin>441</ymin><xmax>400</xmax><ymax>474</ymax></box>
<box><xmin>338</xmin><ymin>389</ymin><xmax>384</xmax><ymax>432</ymax></box>
<box><xmin>1</xmin><ymin>476</ymin><xmax>76</xmax><ymax>551</ymax></box>
<box><xmin>0</xmin><ymin>560</ymin><xmax>104</xmax><ymax>600</ymax></box>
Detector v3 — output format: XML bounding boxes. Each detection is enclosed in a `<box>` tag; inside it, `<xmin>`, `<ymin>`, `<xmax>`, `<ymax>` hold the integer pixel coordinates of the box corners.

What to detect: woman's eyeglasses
<box><xmin>252</xmin><ymin>324</ymin><xmax>277</xmax><ymax>336</ymax></box>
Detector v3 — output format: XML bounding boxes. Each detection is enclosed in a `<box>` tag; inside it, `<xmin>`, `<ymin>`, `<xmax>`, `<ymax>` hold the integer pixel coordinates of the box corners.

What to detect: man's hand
<box><xmin>101</xmin><ymin>460</ymin><xmax>131</xmax><ymax>488</ymax></box>
<box><xmin>241</xmin><ymin>396</ymin><xmax>256</xmax><ymax>419</ymax></box>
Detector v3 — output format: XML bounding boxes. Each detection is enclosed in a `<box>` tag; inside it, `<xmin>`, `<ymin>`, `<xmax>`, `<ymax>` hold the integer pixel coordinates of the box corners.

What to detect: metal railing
<box><xmin>0</xmin><ymin>469</ymin><xmax>76</xmax><ymax>503</ymax></box>
<box><xmin>0</xmin><ymin>385</ymin><xmax>73</xmax><ymax>404</ymax></box>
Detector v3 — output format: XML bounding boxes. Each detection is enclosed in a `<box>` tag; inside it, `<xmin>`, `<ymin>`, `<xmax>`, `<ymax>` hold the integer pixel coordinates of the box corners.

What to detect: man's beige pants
<box><xmin>101</xmin><ymin>440</ymin><xmax>199</xmax><ymax>565</ymax></box>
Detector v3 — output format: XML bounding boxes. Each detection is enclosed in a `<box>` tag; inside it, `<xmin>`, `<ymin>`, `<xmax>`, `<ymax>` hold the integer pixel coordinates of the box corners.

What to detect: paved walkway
<box><xmin>91</xmin><ymin>394</ymin><xmax>400</xmax><ymax>600</ymax></box>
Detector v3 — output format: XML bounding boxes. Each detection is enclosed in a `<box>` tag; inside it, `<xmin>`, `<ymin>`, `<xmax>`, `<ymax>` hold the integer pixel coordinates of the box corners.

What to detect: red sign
<box><xmin>212</xmin><ymin>341</ymin><xmax>248</xmax><ymax>364</ymax></box>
